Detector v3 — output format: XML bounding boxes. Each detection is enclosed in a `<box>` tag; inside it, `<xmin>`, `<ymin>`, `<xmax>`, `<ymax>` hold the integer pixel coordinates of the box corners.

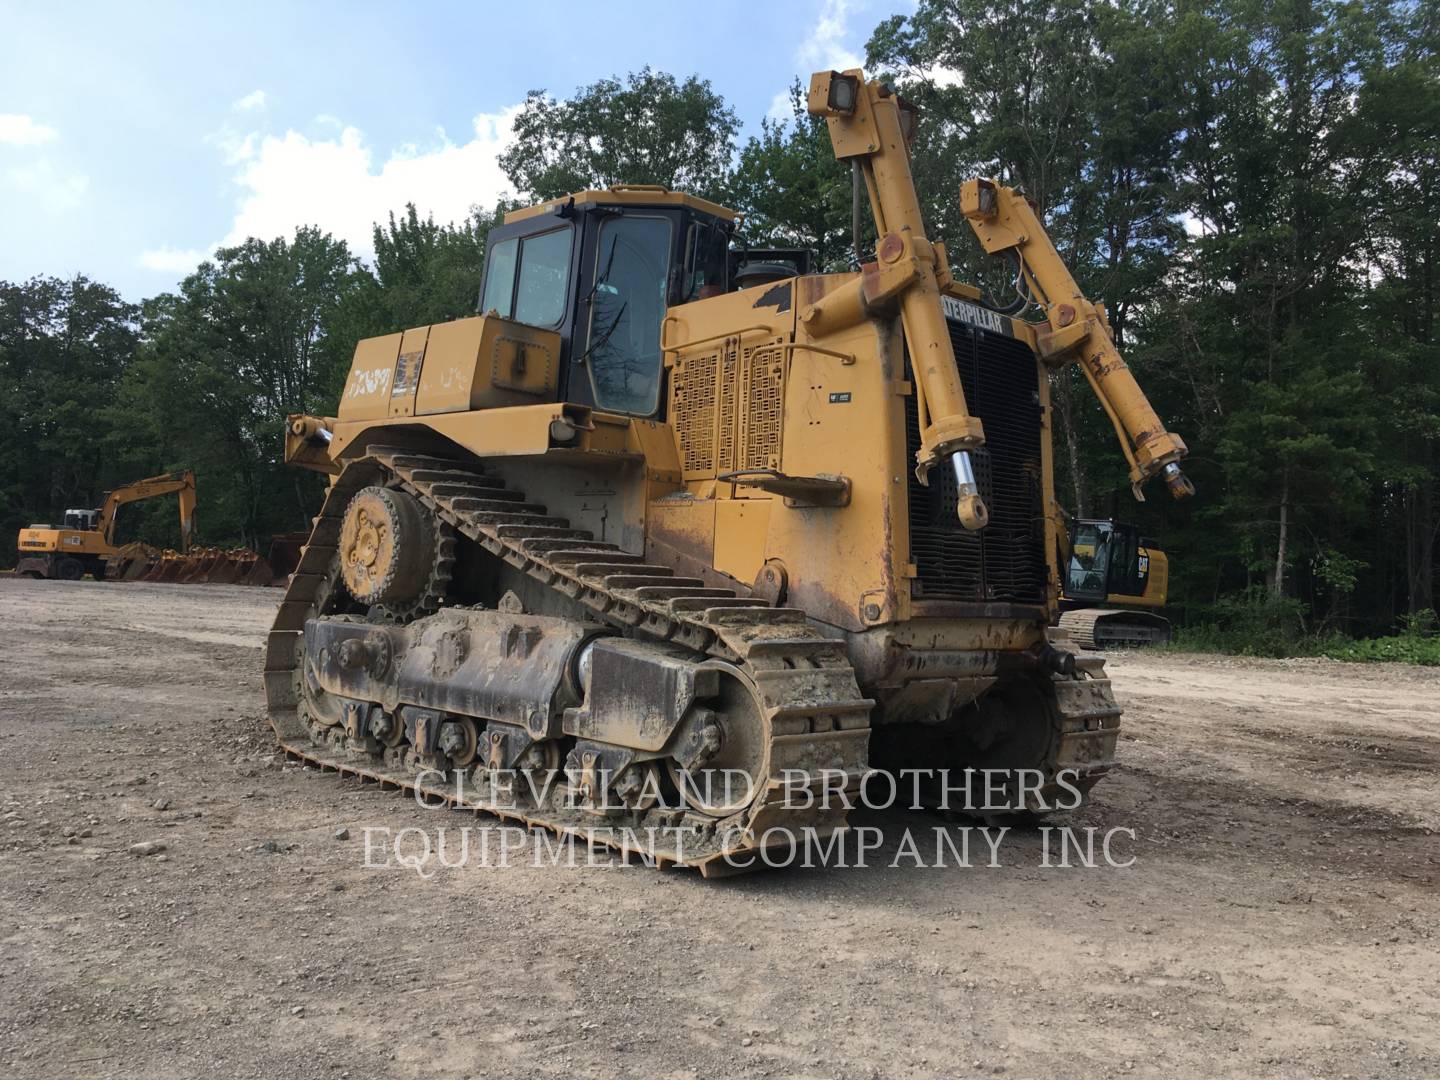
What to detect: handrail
<box><xmin>661</xmin><ymin>324</ymin><xmax>776</xmax><ymax>355</ymax></box>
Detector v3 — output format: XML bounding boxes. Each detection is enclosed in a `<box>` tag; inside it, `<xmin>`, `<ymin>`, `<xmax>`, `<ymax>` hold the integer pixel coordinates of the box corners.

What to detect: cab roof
<box><xmin>503</xmin><ymin>184</ymin><xmax>737</xmax><ymax>226</ymax></box>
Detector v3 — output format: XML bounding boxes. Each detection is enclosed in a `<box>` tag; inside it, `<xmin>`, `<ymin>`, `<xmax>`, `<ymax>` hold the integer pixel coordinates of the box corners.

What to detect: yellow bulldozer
<box><xmin>269</xmin><ymin>69</ymin><xmax>1193</xmax><ymax>872</ymax></box>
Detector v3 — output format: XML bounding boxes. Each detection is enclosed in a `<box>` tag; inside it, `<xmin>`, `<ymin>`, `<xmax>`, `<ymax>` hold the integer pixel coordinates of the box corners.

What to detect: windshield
<box><xmin>1066</xmin><ymin>521</ymin><xmax>1112</xmax><ymax>600</ymax></box>
<box><xmin>585</xmin><ymin>215</ymin><xmax>671</xmax><ymax>415</ymax></box>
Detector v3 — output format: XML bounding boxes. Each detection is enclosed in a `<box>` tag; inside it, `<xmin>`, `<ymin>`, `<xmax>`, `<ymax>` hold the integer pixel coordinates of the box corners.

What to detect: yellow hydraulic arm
<box><xmin>960</xmin><ymin>179</ymin><xmax>1194</xmax><ymax>501</ymax></box>
<box><xmin>806</xmin><ymin>69</ymin><xmax>990</xmax><ymax>530</ymax></box>
<box><xmin>99</xmin><ymin>470</ymin><xmax>197</xmax><ymax>552</ymax></box>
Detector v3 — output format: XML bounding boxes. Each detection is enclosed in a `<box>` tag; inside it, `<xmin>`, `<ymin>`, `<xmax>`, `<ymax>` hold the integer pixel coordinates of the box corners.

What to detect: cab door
<box><xmin>577</xmin><ymin>214</ymin><xmax>674</xmax><ymax>418</ymax></box>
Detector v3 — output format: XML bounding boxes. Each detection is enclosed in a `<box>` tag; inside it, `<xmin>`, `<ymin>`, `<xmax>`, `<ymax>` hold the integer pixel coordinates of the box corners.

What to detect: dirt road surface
<box><xmin>1</xmin><ymin>578</ymin><xmax>1436</xmax><ymax>1079</ymax></box>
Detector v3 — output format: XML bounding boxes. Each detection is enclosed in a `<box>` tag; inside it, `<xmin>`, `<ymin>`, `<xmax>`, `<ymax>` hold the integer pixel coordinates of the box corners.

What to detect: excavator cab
<box><xmin>477</xmin><ymin>187</ymin><xmax>736</xmax><ymax>417</ymax></box>
<box><xmin>62</xmin><ymin>509</ymin><xmax>101</xmax><ymax>531</ymax></box>
<box><xmin>1064</xmin><ymin>520</ymin><xmax>1149</xmax><ymax>602</ymax></box>
<box><xmin>1058</xmin><ymin>519</ymin><xmax>1171</xmax><ymax>648</ymax></box>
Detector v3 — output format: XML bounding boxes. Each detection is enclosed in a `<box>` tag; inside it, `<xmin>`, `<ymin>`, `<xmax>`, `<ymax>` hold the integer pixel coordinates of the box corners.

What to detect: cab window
<box><xmin>585</xmin><ymin>216</ymin><xmax>672</xmax><ymax>415</ymax></box>
<box><xmin>1107</xmin><ymin>526</ymin><xmax>1143</xmax><ymax>595</ymax></box>
<box><xmin>1066</xmin><ymin>521</ymin><xmax>1111</xmax><ymax>600</ymax></box>
<box><xmin>479</xmin><ymin>227</ymin><xmax>573</xmax><ymax>327</ymax></box>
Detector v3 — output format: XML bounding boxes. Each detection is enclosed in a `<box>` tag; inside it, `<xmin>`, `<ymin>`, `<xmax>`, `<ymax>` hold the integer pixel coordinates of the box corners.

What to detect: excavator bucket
<box><xmin>176</xmin><ymin>549</ymin><xmax>222</xmax><ymax>583</ymax></box>
<box><xmin>140</xmin><ymin>551</ymin><xmax>185</xmax><ymax>582</ymax></box>
<box><xmin>205</xmin><ymin>552</ymin><xmax>246</xmax><ymax>584</ymax></box>
<box><xmin>265</xmin><ymin>533</ymin><xmax>307</xmax><ymax>580</ymax></box>
<box><xmin>239</xmin><ymin>555</ymin><xmax>275</xmax><ymax>586</ymax></box>
<box><xmin>104</xmin><ymin>542</ymin><xmax>160</xmax><ymax>582</ymax></box>
<box><xmin>132</xmin><ymin>545</ymin><xmax>279</xmax><ymax>586</ymax></box>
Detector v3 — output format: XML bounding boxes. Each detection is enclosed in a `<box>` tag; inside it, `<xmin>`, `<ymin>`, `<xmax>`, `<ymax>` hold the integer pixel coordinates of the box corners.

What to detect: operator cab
<box><xmin>63</xmin><ymin>509</ymin><xmax>101</xmax><ymax>531</ymax></box>
<box><xmin>479</xmin><ymin>186</ymin><xmax>762</xmax><ymax>419</ymax></box>
<box><xmin>1065</xmin><ymin>519</ymin><xmax>1150</xmax><ymax>602</ymax></box>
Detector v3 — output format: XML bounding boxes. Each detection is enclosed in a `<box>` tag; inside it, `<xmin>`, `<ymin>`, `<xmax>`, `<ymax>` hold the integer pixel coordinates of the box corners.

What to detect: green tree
<box><xmin>330</xmin><ymin>202</ymin><xmax>506</xmax><ymax>352</ymax></box>
<box><xmin>868</xmin><ymin>0</ymin><xmax>1185</xmax><ymax>516</ymax></box>
<box><xmin>126</xmin><ymin>228</ymin><xmax>364</xmax><ymax>545</ymax></box>
<box><xmin>0</xmin><ymin>276</ymin><xmax>141</xmax><ymax>562</ymax></box>
<box><xmin>728</xmin><ymin>82</ymin><xmax>855</xmax><ymax>270</ymax></box>
<box><xmin>499</xmin><ymin>68</ymin><xmax>739</xmax><ymax>201</ymax></box>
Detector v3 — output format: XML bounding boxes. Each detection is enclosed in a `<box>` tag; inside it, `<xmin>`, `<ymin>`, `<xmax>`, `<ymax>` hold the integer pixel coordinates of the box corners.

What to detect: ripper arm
<box><xmin>960</xmin><ymin>179</ymin><xmax>1193</xmax><ymax>501</ymax></box>
<box><xmin>806</xmin><ymin>69</ymin><xmax>989</xmax><ymax>530</ymax></box>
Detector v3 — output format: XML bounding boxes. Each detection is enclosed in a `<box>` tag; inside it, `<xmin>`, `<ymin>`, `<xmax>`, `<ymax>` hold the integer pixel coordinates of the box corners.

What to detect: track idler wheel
<box><xmin>666</xmin><ymin>662</ymin><xmax>771</xmax><ymax>817</ymax></box>
<box><xmin>339</xmin><ymin>486</ymin><xmax>437</xmax><ymax>608</ymax></box>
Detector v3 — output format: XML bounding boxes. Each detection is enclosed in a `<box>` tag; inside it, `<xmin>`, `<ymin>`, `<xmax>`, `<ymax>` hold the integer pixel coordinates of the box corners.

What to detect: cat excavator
<box><xmin>1059</xmin><ymin>519</ymin><xmax>1173</xmax><ymax>648</ymax></box>
<box><xmin>269</xmin><ymin>68</ymin><xmax>1193</xmax><ymax>873</ymax></box>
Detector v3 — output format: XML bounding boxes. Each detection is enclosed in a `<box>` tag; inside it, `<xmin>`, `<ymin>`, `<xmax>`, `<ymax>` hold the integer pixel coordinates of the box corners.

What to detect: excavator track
<box><xmin>1058</xmin><ymin>608</ymin><xmax>1171</xmax><ymax>650</ymax></box>
<box><xmin>265</xmin><ymin>446</ymin><xmax>873</xmax><ymax>875</ymax></box>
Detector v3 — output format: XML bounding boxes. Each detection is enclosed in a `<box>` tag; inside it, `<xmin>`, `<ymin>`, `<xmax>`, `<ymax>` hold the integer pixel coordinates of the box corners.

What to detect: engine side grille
<box><xmin>672</xmin><ymin>349</ymin><xmax>718</xmax><ymax>476</ymax></box>
<box><xmin>905</xmin><ymin>322</ymin><xmax>1048</xmax><ymax>603</ymax></box>
<box><xmin>671</xmin><ymin>336</ymin><xmax>785</xmax><ymax>481</ymax></box>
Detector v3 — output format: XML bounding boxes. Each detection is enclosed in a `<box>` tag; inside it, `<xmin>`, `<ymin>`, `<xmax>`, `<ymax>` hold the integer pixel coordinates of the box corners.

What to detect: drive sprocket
<box><xmin>338</xmin><ymin>485</ymin><xmax>454</xmax><ymax>621</ymax></box>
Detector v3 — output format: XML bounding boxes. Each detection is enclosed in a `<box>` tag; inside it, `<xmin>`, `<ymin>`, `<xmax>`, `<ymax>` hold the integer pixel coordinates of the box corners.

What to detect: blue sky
<box><xmin>0</xmin><ymin>0</ymin><xmax>907</xmax><ymax>300</ymax></box>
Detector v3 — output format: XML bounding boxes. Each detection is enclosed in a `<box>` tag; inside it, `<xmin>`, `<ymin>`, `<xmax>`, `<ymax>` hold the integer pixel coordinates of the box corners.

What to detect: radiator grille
<box><xmin>716</xmin><ymin>344</ymin><xmax>739</xmax><ymax>474</ymax></box>
<box><xmin>905</xmin><ymin>323</ymin><xmax>1047</xmax><ymax>603</ymax></box>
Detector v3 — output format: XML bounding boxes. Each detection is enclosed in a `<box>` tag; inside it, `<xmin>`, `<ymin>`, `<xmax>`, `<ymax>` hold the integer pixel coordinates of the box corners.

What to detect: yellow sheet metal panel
<box><xmin>389</xmin><ymin>326</ymin><xmax>430</xmax><ymax>418</ymax></box>
<box><xmin>18</xmin><ymin>528</ymin><xmax>109</xmax><ymax>556</ymax></box>
<box><xmin>1124</xmin><ymin>547</ymin><xmax>1169</xmax><ymax>607</ymax></box>
<box><xmin>763</xmin><ymin>317</ymin><xmax>908</xmax><ymax>631</ymax></box>
<box><xmin>504</xmin><ymin>186</ymin><xmax>736</xmax><ymax>226</ymax></box>
<box><xmin>486</xmin><ymin>322</ymin><xmax>558</xmax><ymax>400</ymax></box>
<box><xmin>415</xmin><ymin>317</ymin><xmax>482</xmax><ymax>414</ymax></box>
<box><xmin>646</xmin><ymin>496</ymin><xmax>716</xmax><ymax>581</ymax></box>
<box><xmin>714</xmin><ymin>499</ymin><xmax>770</xmax><ymax>586</ymax></box>
<box><xmin>415</xmin><ymin>316</ymin><xmax>560</xmax><ymax>415</ymax></box>
<box><xmin>338</xmin><ymin>332</ymin><xmax>403</xmax><ymax>421</ymax></box>
<box><xmin>330</xmin><ymin>403</ymin><xmax>576</xmax><ymax>463</ymax></box>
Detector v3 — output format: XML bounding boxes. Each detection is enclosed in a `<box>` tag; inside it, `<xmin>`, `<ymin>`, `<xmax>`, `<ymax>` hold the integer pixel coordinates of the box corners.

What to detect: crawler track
<box><xmin>1058</xmin><ymin>608</ymin><xmax>1171</xmax><ymax>649</ymax></box>
<box><xmin>264</xmin><ymin>446</ymin><xmax>873</xmax><ymax>874</ymax></box>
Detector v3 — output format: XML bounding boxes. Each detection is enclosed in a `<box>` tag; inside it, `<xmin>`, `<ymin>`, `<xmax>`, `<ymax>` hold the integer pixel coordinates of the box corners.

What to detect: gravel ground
<box><xmin>0</xmin><ymin>577</ymin><xmax>1436</xmax><ymax>1079</ymax></box>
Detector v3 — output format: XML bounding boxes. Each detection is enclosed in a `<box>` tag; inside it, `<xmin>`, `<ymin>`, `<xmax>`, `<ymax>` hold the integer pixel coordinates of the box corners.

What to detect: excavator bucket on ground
<box><xmin>128</xmin><ymin>546</ymin><xmax>277</xmax><ymax>585</ymax></box>
<box><xmin>104</xmin><ymin>542</ymin><xmax>161</xmax><ymax>581</ymax></box>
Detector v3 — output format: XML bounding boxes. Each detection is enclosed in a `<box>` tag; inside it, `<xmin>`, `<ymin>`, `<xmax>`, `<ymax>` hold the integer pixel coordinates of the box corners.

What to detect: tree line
<box><xmin>2</xmin><ymin>0</ymin><xmax>1435</xmax><ymax>645</ymax></box>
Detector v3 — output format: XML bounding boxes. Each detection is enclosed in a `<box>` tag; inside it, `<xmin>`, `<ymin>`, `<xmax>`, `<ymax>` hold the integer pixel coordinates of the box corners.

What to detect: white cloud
<box><xmin>920</xmin><ymin>64</ymin><xmax>964</xmax><ymax>89</ymax></box>
<box><xmin>768</xmin><ymin>0</ymin><xmax>866</xmax><ymax>121</ymax></box>
<box><xmin>139</xmin><ymin>106</ymin><xmax>522</xmax><ymax>273</ymax></box>
<box><xmin>4</xmin><ymin>158</ymin><xmax>88</xmax><ymax>210</ymax></box>
<box><xmin>0</xmin><ymin>114</ymin><xmax>59</xmax><ymax>146</ymax></box>
<box><xmin>216</xmin><ymin>106</ymin><xmax>520</xmax><ymax>255</ymax></box>
<box><xmin>797</xmin><ymin>0</ymin><xmax>865</xmax><ymax>76</ymax></box>
<box><xmin>232</xmin><ymin>90</ymin><xmax>267</xmax><ymax>112</ymax></box>
<box><xmin>137</xmin><ymin>245</ymin><xmax>213</xmax><ymax>273</ymax></box>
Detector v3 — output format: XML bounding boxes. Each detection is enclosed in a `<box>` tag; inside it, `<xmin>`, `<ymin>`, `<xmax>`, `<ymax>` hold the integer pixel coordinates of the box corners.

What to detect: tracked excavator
<box><xmin>268</xmin><ymin>69</ymin><xmax>1194</xmax><ymax>873</ymax></box>
<box><xmin>1059</xmin><ymin>519</ymin><xmax>1173</xmax><ymax>648</ymax></box>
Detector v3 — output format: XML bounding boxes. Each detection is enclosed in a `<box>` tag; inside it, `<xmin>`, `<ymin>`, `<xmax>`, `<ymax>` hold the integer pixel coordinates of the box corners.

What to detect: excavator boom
<box><xmin>98</xmin><ymin>470</ymin><xmax>197</xmax><ymax>550</ymax></box>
